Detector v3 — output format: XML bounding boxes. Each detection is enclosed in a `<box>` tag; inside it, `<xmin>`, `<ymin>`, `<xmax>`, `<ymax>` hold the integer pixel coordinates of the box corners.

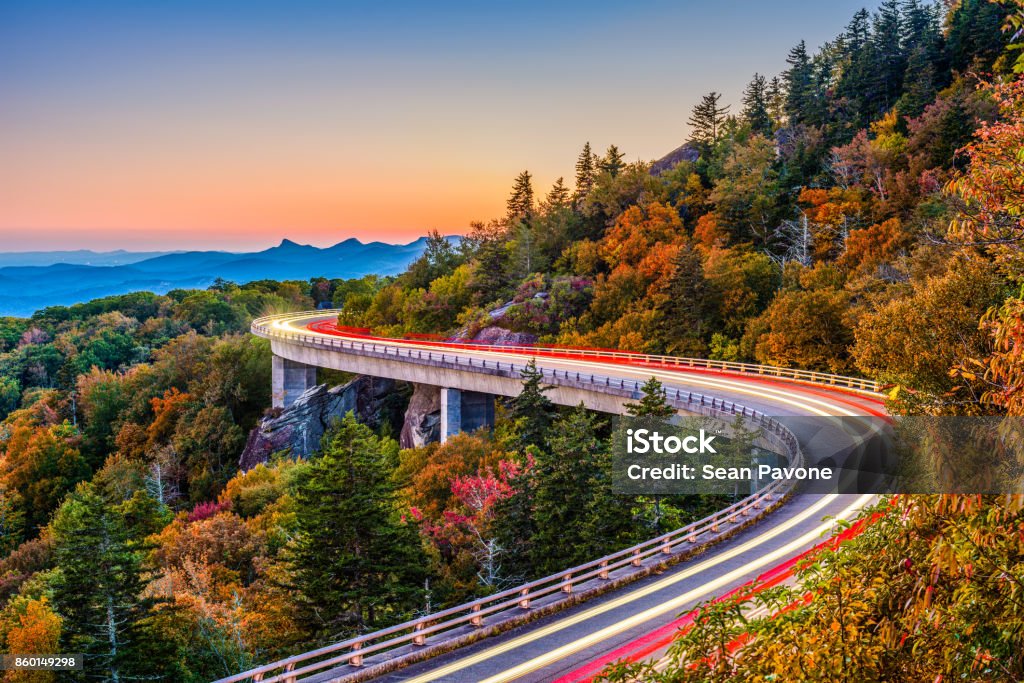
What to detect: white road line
<box><xmin>398</xmin><ymin>493</ymin><xmax>868</xmax><ymax>683</ymax></box>
<box><xmin>474</xmin><ymin>494</ymin><xmax>874</xmax><ymax>683</ymax></box>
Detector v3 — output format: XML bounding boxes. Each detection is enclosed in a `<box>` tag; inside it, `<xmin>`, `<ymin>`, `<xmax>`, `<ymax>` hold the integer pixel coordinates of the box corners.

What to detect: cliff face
<box><xmin>239</xmin><ymin>376</ymin><xmax>398</xmax><ymax>470</ymax></box>
<box><xmin>399</xmin><ymin>383</ymin><xmax>441</xmax><ymax>449</ymax></box>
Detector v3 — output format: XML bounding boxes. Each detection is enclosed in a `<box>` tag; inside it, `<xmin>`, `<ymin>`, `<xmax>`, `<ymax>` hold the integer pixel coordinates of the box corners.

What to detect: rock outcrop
<box><xmin>400</xmin><ymin>383</ymin><xmax>441</xmax><ymax>449</ymax></box>
<box><xmin>472</xmin><ymin>325</ymin><xmax>537</xmax><ymax>347</ymax></box>
<box><xmin>239</xmin><ymin>376</ymin><xmax>397</xmax><ymax>470</ymax></box>
<box><xmin>649</xmin><ymin>142</ymin><xmax>700</xmax><ymax>175</ymax></box>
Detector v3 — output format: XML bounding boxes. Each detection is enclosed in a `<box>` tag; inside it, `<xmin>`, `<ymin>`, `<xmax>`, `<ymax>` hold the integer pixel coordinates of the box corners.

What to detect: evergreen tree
<box><xmin>530</xmin><ymin>405</ymin><xmax>606</xmax><ymax>574</ymax></box>
<box><xmin>784</xmin><ymin>41</ymin><xmax>814</xmax><ymax>124</ymax></box>
<box><xmin>870</xmin><ymin>0</ymin><xmax>907</xmax><ymax>115</ymax></box>
<box><xmin>657</xmin><ymin>242</ymin><xmax>719</xmax><ymax>357</ymax></box>
<box><xmin>622</xmin><ymin>378</ymin><xmax>677</xmax><ymax>535</ymax></box>
<box><xmin>467</xmin><ymin>221</ymin><xmax>514</xmax><ymax>304</ymax></box>
<box><xmin>625</xmin><ymin>377</ymin><xmax>676</xmax><ymax>419</ymax></box>
<box><xmin>741</xmin><ymin>73</ymin><xmax>773</xmax><ymax>135</ymax></box>
<box><xmin>510</xmin><ymin>360</ymin><xmax>554</xmax><ymax>451</ymax></box>
<box><xmin>579</xmin><ymin>448</ymin><xmax>640</xmax><ymax>559</ymax></box>
<box><xmin>834</xmin><ymin>8</ymin><xmax>879</xmax><ymax>131</ymax></box>
<box><xmin>807</xmin><ymin>44</ymin><xmax>838</xmax><ymax>128</ymax></box>
<box><xmin>51</xmin><ymin>484</ymin><xmax>170</xmax><ymax>681</ymax></box>
<box><xmin>766</xmin><ymin>76</ymin><xmax>786</xmax><ymax>124</ymax></box>
<box><xmin>688</xmin><ymin>92</ymin><xmax>730</xmax><ymax>147</ymax></box>
<box><xmin>945</xmin><ymin>0</ymin><xmax>1009</xmax><ymax>75</ymax></box>
<box><xmin>506</xmin><ymin>171</ymin><xmax>535</xmax><ymax>223</ymax></box>
<box><xmin>491</xmin><ymin>447</ymin><xmax>537</xmax><ymax>582</ymax></box>
<box><xmin>600</xmin><ymin>145</ymin><xmax>626</xmax><ymax>177</ymax></box>
<box><xmin>897</xmin><ymin>0</ymin><xmax>945</xmax><ymax>117</ymax></box>
<box><xmin>289</xmin><ymin>413</ymin><xmax>425</xmax><ymax>640</ymax></box>
<box><xmin>574</xmin><ymin>141</ymin><xmax>597</xmax><ymax>203</ymax></box>
<box><xmin>545</xmin><ymin>177</ymin><xmax>571</xmax><ymax>209</ymax></box>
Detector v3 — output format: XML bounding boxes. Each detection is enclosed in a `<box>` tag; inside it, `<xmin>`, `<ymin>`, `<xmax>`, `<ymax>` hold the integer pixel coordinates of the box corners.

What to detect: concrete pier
<box><xmin>440</xmin><ymin>388</ymin><xmax>495</xmax><ymax>443</ymax></box>
<box><xmin>272</xmin><ymin>356</ymin><xmax>317</xmax><ymax>408</ymax></box>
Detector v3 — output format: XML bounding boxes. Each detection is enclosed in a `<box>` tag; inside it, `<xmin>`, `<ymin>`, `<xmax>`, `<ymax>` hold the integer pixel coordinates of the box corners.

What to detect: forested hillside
<box><xmin>1</xmin><ymin>0</ymin><xmax>1023</xmax><ymax>680</ymax></box>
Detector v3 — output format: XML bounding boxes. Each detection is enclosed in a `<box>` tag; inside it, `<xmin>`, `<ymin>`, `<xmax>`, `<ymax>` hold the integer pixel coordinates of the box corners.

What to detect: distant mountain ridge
<box><xmin>0</xmin><ymin>249</ymin><xmax>179</xmax><ymax>268</ymax></box>
<box><xmin>0</xmin><ymin>237</ymin><xmax>454</xmax><ymax>317</ymax></box>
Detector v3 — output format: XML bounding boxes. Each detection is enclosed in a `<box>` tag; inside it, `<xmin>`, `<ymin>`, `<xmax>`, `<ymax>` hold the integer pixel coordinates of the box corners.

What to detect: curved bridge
<box><xmin>216</xmin><ymin>311</ymin><xmax>886</xmax><ymax>683</ymax></box>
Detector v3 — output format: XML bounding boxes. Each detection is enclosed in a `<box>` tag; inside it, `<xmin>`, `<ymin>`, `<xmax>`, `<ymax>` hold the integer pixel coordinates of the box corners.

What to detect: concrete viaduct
<box><xmin>219</xmin><ymin>311</ymin><xmax>888</xmax><ymax>683</ymax></box>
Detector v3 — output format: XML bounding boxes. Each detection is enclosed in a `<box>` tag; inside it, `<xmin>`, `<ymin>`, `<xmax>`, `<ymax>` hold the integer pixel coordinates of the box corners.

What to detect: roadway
<box><xmin>371</xmin><ymin>493</ymin><xmax>873</xmax><ymax>683</ymax></box>
<box><xmin>250</xmin><ymin>312</ymin><xmax>887</xmax><ymax>683</ymax></box>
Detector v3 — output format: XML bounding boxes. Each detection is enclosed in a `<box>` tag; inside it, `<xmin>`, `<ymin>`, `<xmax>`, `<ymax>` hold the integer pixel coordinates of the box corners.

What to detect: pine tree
<box><xmin>834</xmin><ymin>9</ymin><xmax>878</xmax><ymax>130</ymax></box>
<box><xmin>545</xmin><ymin>177</ymin><xmax>571</xmax><ymax>209</ymax></box>
<box><xmin>491</xmin><ymin>447</ymin><xmax>538</xmax><ymax>582</ymax></box>
<box><xmin>510</xmin><ymin>360</ymin><xmax>554</xmax><ymax>451</ymax></box>
<box><xmin>51</xmin><ymin>484</ymin><xmax>170</xmax><ymax>681</ymax></box>
<box><xmin>688</xmin><ymin>92</ymin><xmax>730</xmax><ymax>147</ymax></box>
<box><xmin>945</xmin><ymin>0</ymin><xmax>1011</xmax><ymax>74</ymax></box>
<box><xmin>530</xmin><ymin>405</ymin><xmax>606</xmax><ymax>574</ymax></box>
<box><xmin>289</xmin><ymin>413</ymin><xmax>425</xmax><ymax>640</ymax></box>
<box><xmin>625</xmin><ymin>377</ymin><xmax>677</xmax><ymax>419</ymax></box>
<box><xmin>741</xmin><ymin>73</ymin><xmax>773</xmax><ymax>135</ymax></box>
<box><xmin>657</xmin><ymin>241</ymin><xmax>719</xmax><ymax>356</ymax></box>
<box><xmin>600</xmin><ymin>145</ymin><xmax>626</xmax><ymax>177</ymax></box>
<box><xmin>467</xmin><ymin>221</ymin><xmax>514</xmax><ymax>304</ymax></box>
<box><xmin>766</xmin><ymin>76</ymin><xmax>786</xmax><ymax>124</ymax></box>
<box><xmin>622</xmin><ymin>378</ymin><xmax>676</xmax><ymax>536</ymax></box>
<box><xmin>506</xmin><ymin>171</ymin><xmax>535</xmax><ymax>223</ymax></box>
<box><xmin>574</xmin><ymin>142</ymin><xmax>597</xmax><ymax>202</ymax></box>
<box><xmin>870</xmin><ymin>0</ymin><xmax>907</xmax><ymax>115</ymax></box>
<box><xmin>896</xmin><ymin>0</ymin><xmax>945</xmax><ymax>117</ymax></box>
<box><xmin>784</xmin><ymin>41</ymin><xmax>814</xmax><ymax>124</ymax></box>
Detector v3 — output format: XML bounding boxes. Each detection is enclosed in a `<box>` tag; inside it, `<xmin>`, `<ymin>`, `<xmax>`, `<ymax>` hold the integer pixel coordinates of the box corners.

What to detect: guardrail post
<box><xmin>599</xmin><ymin>560</ymin><xmax>610</xmax><ymax>580</ymax></box>
<box><xmin>413</xmin><ymin>622</ymin><xmax>427</xmax><ymax>646</ymax></box>
<box><xmin>662</xmin><ymin>540</ymin><xmax>673</xmax><ymax>554</ymax></box>
<box><xmin>518</xmin><ymin>588</ymin><xmax>531</xmax><ymax>609</ymax></box>
<box><xmin>471</xmin><ymin>604</ymin><xmax>483</xmax><ymax>627</ymax></box>
<box><xmin>631</xmin><ymin>549</ymin><xmax>642</xmax><ymax>567</ymax></box>
<box><xmin>350</xmin><ymin>642</ymin><xmax>363</xmax><ymax>667</ymax></box>
<box><xmin>253</xmin><ymin>674</ymin><xmax>264</xmax><ymax>682</ymax></box>
<box><xmin>283</xmin><ymin>663</ymin><xmax>297</xmax><ymax>683</ymax></box>
<box><xmin>688</xmin><ymin>531</ymin><xmax>698</xmax><ymax>543</ymax></box>
<box><xmin>562</xmin><ymin>574</ymin><xmax>573</xmax><ymax>593</ymax></box>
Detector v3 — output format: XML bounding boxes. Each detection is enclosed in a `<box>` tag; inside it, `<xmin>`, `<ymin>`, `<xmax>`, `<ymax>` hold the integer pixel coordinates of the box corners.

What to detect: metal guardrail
<box><xmin>212</xmin><ymin>313</ymin><xmax>816</xmax><ymax>683</ymax></box>
<box><xmin>272</xmin><ymin>311</ymin><xmax>881</xmax><ymax>395</ymax></box>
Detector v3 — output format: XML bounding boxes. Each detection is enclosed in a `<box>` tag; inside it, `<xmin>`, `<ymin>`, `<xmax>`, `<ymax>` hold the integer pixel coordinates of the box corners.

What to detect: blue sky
<box><xmin>1</xmin><ymin>0</ymin><xmax>877</xmax><ymax>250</ymax></box>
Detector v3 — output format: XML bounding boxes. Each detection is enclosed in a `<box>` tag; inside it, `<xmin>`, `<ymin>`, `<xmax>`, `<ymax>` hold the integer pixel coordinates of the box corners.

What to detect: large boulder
<box><xmin>239</xmin><ymin>376</ymin><xmax>397</xmax><ymax>470</ymax></box>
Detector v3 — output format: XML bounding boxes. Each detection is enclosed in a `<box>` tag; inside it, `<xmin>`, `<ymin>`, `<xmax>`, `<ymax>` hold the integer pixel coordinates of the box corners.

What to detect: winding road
<box><xmin>218</xmin><ymin>311</ymin><xmax>887</xmax><ymax>683</ymax></box>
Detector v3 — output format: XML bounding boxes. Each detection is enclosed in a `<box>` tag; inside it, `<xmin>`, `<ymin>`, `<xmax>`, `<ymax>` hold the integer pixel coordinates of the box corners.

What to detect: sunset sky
<box><xmin>1</xmin><ymin>1</ymin><xmax>870</xmax><ymax>251</ymax></box>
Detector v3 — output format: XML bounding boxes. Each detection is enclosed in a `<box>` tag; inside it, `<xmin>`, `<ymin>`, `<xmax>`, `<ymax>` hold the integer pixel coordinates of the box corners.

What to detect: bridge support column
<box><xmin>272</xmin><ymin>356</ymin><xmax>317</xmax><ymax>409</ymax></box>
<box><xmin>440</xmin><ymin>388</ymin><xmax>495</xmax><ymax>443</ymax></box>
